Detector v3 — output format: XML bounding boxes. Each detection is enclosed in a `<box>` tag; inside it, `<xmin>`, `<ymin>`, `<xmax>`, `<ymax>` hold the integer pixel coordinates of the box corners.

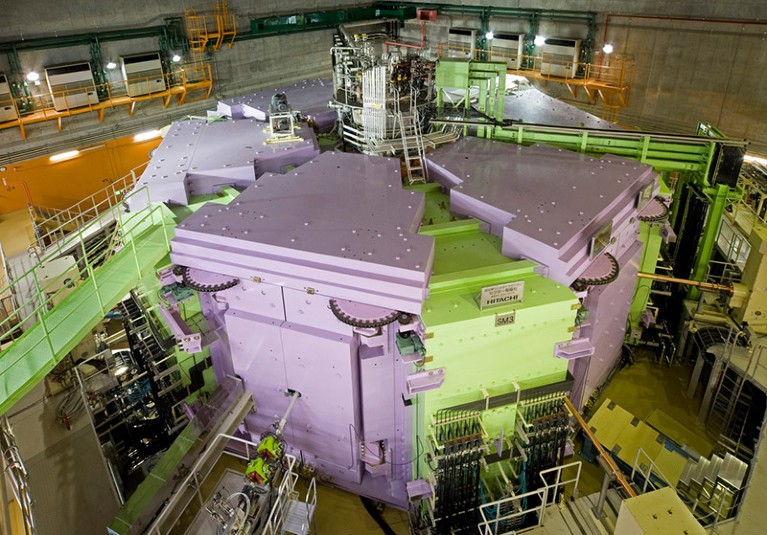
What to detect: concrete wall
<box><xmin>543</xmin><ymin>16</ymin><xmax>767</xmax><ymax>154</ymax></box>
<box><xmin>395</xmin><ymin>1</ymin><xmax>767</xmax><ymax>153</ymax></box>
<box><xmin>0</xmin><ymin>1</ymin><xmax>366</xmax><ymax>40</ymax></box>
<box><xmin>1</xmin><ymin>1</ymin><xmax>765</xmax><ymax>162</ymax></box>
<box><xmin>0</xmin><ymin>1</ymin><xmax>366</xmax><ymax>164</ymax></box>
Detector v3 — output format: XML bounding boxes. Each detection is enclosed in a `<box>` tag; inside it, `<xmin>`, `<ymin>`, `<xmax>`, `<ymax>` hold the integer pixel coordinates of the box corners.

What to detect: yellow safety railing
<box><xmin>185</xmin><ymin>0</ymin><xmax>237</xmax><ymax>53</ymax></box>
<box><xmin>0</xmin><ymin>65</ymin><xmax>213</xmax><ymax>138</ymax></box>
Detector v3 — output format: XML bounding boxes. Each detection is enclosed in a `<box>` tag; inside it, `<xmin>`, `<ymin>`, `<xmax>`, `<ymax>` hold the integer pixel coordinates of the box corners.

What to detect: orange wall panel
<box><xmin>0</xmin><ymin>135</ymin><xmax>161</xmax><ymax>215</ymax></box>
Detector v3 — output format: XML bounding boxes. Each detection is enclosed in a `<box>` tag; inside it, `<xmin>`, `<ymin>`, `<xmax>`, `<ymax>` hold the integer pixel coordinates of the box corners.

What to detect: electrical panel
<box><xmin>45</xmin><ymin>62</ymin><xmax>99</xmax><ymax>111</ymax></box>
<box><xmin>490</xmin><ymin>33</ymin><xmax>525</xmax><ymax>70</ymax></box>
<box><xmin>120</xmin><ymin>52</ymin><xmax>166</xmax><ymax>98</ymax></box>
<box><xmin>540</xmin><ymin>37</ymin><xmax>581</xmax><ymax>79</ymax></box>
<box><xmin>447</xmin><ymin>28</ymin><xmax>476</xmax><ymax>59</ymax></box>
<box><xmin>0</xmin><ymin>74</ymin><xmax>18</xmax><ymax>122</ymax></box>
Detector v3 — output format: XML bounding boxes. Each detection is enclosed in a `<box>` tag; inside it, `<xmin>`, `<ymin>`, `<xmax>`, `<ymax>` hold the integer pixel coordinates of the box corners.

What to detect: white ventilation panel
<box><xmin>540</xmin><ymin>38</ymin><xmax>581</xmax><ymax>79</ymax></box>
<box><xmin>490</xmin><ymin>33</ymin><xmax>525</xmax><ymax>70</ymax></box>
<box><xmin>120</xmin><ymin>52</ymin><xmax>166</xmax><ymax>97</ymax></box>
<box><xmin>448</xmin><ymin>28</ymin><xmax>476</xmax><ymax>59</ymax></box>
<box><xmin>45</xmin><ymin>62</ymin><xmax>99</xmax><ymax>112</ymax></box>
<box><xmin>0</xmin><ymin>74</ymin><xmax>18</xmax><ymax>122</ymax></box>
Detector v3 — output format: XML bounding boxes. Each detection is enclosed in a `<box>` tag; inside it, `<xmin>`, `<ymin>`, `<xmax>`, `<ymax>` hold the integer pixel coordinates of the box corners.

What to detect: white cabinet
<box><xmin>540</xmin><ymin>38</ymin><xmax>581</xmax><ymax>78</ymax></box>
<box><xmin>448</xmin><ymin>28</ymin><xmax>476</xmax><ymax>59</ymax></box>
<box><xmin>0</xmin><ymin>74</ymin><xmax>18</xmax><ymax>122</ymax></box>
<box><xmin>45</xmin><ymin>62</ymin><xmax>99</xmax><ymax>111</ymax></box>
<box><xmin>491</xmin><ymin>33</ymin><xmax>525</xmax><ymax>70</ymax></box>
<box><xmin>120</xmin><ymin>52</ymin><xmax>166</xmax><ymax>97</ymax></box>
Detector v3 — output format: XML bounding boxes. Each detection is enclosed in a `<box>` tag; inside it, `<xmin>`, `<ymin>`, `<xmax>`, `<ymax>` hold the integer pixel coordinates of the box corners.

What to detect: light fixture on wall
<box><xmin>26</xmin><ymin>71</ymin><xmax>40</xmax><ymax>82</ymax></box>
<box><xmin>49</xmin><ymin>150</ymin><xmax>80</xmax><ymax>162</ymax></box>
<box><xmin>485</xmin><ymin>31</ymin><xmax>494</xmax><ymax>40</ymax></box>
<box><xmin>602</xmin><ymin>43</ymin><xmax>614</xmax><ymax>54</ymax></box>
<box><xmin>534</xmin><ymin>35</ymin><xmax>546</xmax><ymax>46</ymax></box>
<box><xmin>134</xmin><ymin>129</ymin><xmax>161</xmax><ymax>142</ymax></box>
<box><xmin>106</xmin><ymin>61</ymin><xmax>117</xmax><ymax>69</ymax></box>
<box><xmin>172</xmin><ymin>54</ymin><xmax>182</xmax><ymax>63</ymax></box>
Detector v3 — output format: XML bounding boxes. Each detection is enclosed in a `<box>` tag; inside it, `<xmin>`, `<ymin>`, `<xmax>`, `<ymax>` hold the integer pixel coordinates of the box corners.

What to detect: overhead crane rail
<box><xmin>0</xmin><ymin>65</ymin><xmax>213</xmax><ymax>140</ymax></box>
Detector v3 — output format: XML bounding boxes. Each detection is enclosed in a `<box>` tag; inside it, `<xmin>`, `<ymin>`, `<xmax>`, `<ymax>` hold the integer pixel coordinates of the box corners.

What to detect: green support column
<box><xmin>524</xmin><ymin>14</ymin><xmax>539</xmax><ymax>69</ymax></box>
<box><xmin>689</xmin><ymin>184</ymin><xmax>730</xmax><ymax>299</ymax></box>
<box><xmin>477</xmin><ymin>9</ymin><xmax>490</xmax><ymax>61</ymax></box>
<box><xmin>628</xmin><ymin>222</ymin><xmax>664</xmax><ymax>343</ymax></box>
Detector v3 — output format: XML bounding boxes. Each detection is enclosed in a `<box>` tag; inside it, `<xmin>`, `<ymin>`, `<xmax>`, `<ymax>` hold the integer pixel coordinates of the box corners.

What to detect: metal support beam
<box><xmin>690</xmin><ymin>184</ymin><xmax>730</xmax><ymax>299</ymax></box>
<box><xmin>563</xmin><ymin>397</ymin><xmax>636</xmax><ymax>498</ymax></box>
<box><xmin>636</xmin><ymin>272</ymin><xmax>733</xmax><ymax>295</ymax></box>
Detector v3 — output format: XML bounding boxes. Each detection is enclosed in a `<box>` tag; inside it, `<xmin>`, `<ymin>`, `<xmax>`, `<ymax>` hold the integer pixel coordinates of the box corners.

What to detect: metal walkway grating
<box><xmin>282</xmin><ymin>499</ymin><xmax>315</xmax><ymax>535</ymax></box>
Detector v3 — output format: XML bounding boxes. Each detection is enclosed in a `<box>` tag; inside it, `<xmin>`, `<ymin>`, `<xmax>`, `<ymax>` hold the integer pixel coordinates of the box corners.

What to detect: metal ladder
<box><xmin>395</xmin><ymin>90</ymin><xmax>428</xmax><ymax>185</ymax></box>
<box><xmin>1</xmin><ymin>416</ymin><xmax>37</xmax><ymax>535</ymax></box>
<box><xmin>707</xmin><ymin>339</ymin><xmax>760</xmax><ymax>443</ymax></box>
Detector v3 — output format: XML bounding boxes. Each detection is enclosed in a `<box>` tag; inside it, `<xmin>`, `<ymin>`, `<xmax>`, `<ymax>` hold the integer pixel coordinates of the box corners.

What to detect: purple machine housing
<box><xmin>170</xmin><ymin>151</ymin><xmax>434</xmax><ymax>506</ymax></box>
<box><xmin>135</xmin><ymin>81</ymin><xmax>659</xmax><ymax>506</ymax></box>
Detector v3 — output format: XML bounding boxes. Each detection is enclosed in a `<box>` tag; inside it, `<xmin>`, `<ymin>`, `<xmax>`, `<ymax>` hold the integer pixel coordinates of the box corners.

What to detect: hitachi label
<box><xmin>480</xmin><ymin>281</ymin><xmax>524</xmax><ymax>309</ymax></box>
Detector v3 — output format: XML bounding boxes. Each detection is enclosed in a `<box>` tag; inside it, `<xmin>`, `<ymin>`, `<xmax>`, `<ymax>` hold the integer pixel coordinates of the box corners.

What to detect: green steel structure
<box><xmin>0</xmin><ymin>194</ymin><xmax>175</xmax><ymax>416</ymax></box>
<box><xmin>432</xmin><ymin>59</ymin><xmax>747</xmax><ymax>327</ymax></box>
<box><xmin>417</xmin><ymin>214</ymin><xmax>578</xmax><ymax>435</ymax></box>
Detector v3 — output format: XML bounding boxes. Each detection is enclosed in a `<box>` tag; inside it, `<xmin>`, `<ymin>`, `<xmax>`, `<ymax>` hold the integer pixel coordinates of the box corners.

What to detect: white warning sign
<box><xmin>479</xmin><ymin>281</ymin><xmax>525</xmax><ymax>310</ymax></box>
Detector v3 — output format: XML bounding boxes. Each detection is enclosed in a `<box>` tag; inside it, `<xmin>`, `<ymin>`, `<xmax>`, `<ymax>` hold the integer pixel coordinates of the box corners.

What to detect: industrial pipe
<box><xmin>636</xmin><ymin>272</ymin><xmax>733</xmax><ymax>295</ymax></box>
<box><xmin>563</xmin><ymin>397</ymin><xmax>637</xmax><ymax>498</ymax></box>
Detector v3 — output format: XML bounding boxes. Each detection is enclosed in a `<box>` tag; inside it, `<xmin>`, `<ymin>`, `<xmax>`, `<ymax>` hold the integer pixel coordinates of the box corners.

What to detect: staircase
<box><xmin>281</xmin><ymin>478</ymin><xmax>317</xmax><ymax>535</ymax></box>
<box><xmin>29</xmin><ymin>162</ymin><xmax>144</xmax><ymax>252</ymax></box>
<box><xmin>706</xmin><ymin>342</ymin><xmax>764</xmax><ymax>451</ymax></box>
<box><xmin>707</xmin><ymin>367</ymin><xmax>751</xmax><ymax>439</ymax></box>
<box><xmin>394</xmin><ymin>90</ymin><xmax>428</xmax><ymax>185</ymax></box>
<box><xmin>0</xmin><ymin>186</ymin><xmax>174</xmax><ymax>416</ymax></box>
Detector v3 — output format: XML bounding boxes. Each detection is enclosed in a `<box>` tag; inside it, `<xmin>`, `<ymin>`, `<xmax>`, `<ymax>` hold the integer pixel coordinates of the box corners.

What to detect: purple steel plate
<box><xmin>128</xmin><ymin>119</ymin><xmax>320</xmax><ymax>209</ymax></box>
<box><xmin>426</xmin><ymin>138</ymin><xmax>656</xmax><ymax>284</ymax></box>
<box><xmin>172</xmin><ymin>151</ymin><xmax>434</xmax><ymax>313</ymax></box>
<box><xmin>218</xmin><ymin>79</ymin><xmax>333</xmax><ymax>121</ymax></box>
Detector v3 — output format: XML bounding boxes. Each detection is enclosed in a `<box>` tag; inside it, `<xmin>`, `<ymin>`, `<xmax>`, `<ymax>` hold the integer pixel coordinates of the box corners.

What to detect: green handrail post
<box><xmin>689</xmin><ymin>183</ymin><xmax>730</xmax><ymax>300</ymax></box>
<box><xmin>130</xmin><ymin>238</ymin><xmax>142</xmax><ymax>278</ymax></box>
<box><xmin>79</xmin><ymin>232</ymin><xmax>106</xmax><ymax>316</ymax></box>
<box><xmin>31</xmin><ymin>269</ymin><xmax>56</xmax><ymax>360</ymax></box>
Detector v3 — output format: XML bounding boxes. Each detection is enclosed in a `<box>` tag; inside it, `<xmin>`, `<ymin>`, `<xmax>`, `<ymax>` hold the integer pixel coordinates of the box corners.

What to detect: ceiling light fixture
<box><xmin>49</xmin><ymin>150</ymin><xmax>80</xmax><ymax>162</ymax></box>
<box><xmin>602</xmin><ymin>43</ymin><xmax>614</xmax><ymax>54</ymax></box>
<box><xmin>172</xmin><ymin>54</ymin><xmax>182</xmax><ymax>62</ymax></box>
<box><xmin>26</xmin><ymin>71</ymin><xmax>40</xmax><ymax>82</ymax></box>
<box><xmin>134</xmin><ymin>129</ymin><xmax>161</xmax><ymax>142</ymax></box>
<box><xmin>106</xmin><ymin>61</ymin><xmax>117</xmax><ymax>69</ymax></box>
<box><xmin>534</xmin><ymin>35</ymin><xmax>546</xmax><ymax>47</ymax></box>
<box><xmin>485</xmin><ymin>31</ymin><xmax>494</xmax><ymax>40</ymax></box>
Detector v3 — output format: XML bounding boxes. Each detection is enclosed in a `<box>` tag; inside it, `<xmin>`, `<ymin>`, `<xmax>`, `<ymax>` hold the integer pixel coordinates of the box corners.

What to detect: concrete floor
<box><xmin>172</xmin><ymin>454</ymin><xmax>409</xmax><ymax>535</ymax></box>
<box><xmin>573</xmin><ymin>353</ymin><xmax>714</xmax><ymax>498</ymax></box>
<box><xmin>591</xmin><ymin>356</ymin><xmax>713</xmax><ymax>453</ymax></box>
